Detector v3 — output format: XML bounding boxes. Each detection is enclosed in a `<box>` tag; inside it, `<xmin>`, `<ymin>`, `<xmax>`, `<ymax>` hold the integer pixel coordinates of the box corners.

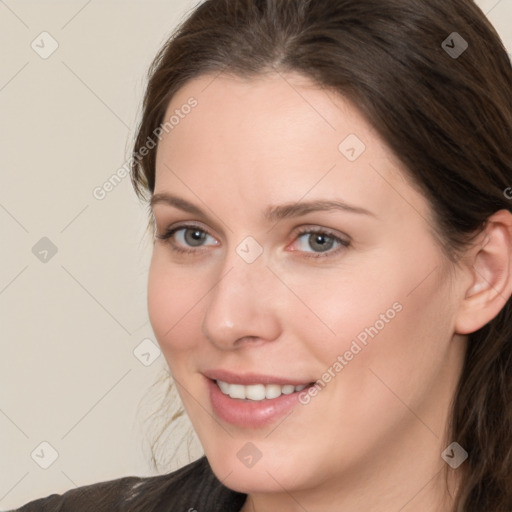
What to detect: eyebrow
<box><xmin>150</xmin><ymin>193</ymin><xmax>375</xmax><ymax>222</ymax></box>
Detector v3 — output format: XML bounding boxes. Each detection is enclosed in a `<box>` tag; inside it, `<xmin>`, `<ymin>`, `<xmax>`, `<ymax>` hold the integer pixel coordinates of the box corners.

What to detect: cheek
<box><xmin>325</xmin><ymin>266</ymin><xmax>454</xmax><ymax>424</ymax></box>
<box><xmin>147</xmin><ymin>254</ymin><xmax>205</xmax><ymax>356</ymax></box>
<box><xmin>277</xmin><ymin>260</ymin><xmax>399</xmax><ymax>359</ymax></box>
<box><xmin>287</xmin><ymin>245</ymin><xmax>451</xmax><ymax>392</ymax></box>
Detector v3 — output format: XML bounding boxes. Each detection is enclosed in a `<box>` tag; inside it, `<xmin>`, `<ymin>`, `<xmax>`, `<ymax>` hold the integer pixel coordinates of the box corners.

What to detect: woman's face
<box><xmin>148</xmin><ymin>72</ymin><xmax>467</xmax><ymax>501</ymax></box>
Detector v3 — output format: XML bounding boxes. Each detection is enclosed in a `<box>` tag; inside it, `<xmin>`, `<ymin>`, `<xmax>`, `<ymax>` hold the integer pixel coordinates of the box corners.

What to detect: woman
<box><xmin>13</xmin><ymin>0</ymin><xmax>512</xmax><ymax>510</ymax></box>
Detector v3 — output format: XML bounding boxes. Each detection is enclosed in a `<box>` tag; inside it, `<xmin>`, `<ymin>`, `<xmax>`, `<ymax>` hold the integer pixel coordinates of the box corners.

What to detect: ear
<box><xmin>454</xmin><ymin>209</ymin><xmax>512</xmax><ymax>335</ymax></box>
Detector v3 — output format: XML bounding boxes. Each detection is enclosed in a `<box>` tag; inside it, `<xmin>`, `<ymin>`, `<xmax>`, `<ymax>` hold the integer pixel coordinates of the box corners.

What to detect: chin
<box><xmin>203</xmin><ymin>441</ymin><xmax>313</xmax><ymax>494</ymax></box>
<box><xmin>208</xmin><ymin>458</ymin><xmax>297</xmax><ymax>494</ymax></box>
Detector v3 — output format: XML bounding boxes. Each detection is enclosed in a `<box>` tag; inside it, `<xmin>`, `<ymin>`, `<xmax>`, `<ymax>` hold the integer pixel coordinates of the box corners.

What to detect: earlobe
<box><xmin>454</xmin><ymin>209</ymin><xmax>512</xmax><ymax>335</ymax></box>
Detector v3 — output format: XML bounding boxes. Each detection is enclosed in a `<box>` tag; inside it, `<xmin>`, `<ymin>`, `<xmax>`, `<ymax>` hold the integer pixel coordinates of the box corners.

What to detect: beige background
<box><xmin>1</xmin><ymin>0</ymin><xmax>511</xmax><ymax>509</ymax></box>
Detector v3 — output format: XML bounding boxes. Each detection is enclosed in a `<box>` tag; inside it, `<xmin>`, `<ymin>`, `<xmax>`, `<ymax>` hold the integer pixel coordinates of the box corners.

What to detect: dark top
<box><xmin>10</xmin><ymin>456</ymin><xmax>248</xmax><ymax>511</ymax></box>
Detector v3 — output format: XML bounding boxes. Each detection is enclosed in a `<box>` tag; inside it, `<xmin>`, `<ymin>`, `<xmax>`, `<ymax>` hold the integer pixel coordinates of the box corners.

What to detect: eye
<box><xmin>156</xmin><ymin>224</ymin><xmax>218</xmax><ymax>254</ymax></box>
<box><xmin>156</xmin><ymin>223</ymin><xmax>350</xmax><ymax>258</ymax></box>
<box><xmin>290</xmin><ymin>227</ymin><xmax>350</xmax><ymax>258</ymax></box>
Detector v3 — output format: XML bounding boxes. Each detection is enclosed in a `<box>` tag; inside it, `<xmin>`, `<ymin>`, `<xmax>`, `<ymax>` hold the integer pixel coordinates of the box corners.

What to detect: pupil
<box><xmin>186</xmin><ymin>229</ymin><xmax>206</xmax><ymax>246</ymax></box>
<box><xmin>311</xmin><ymin>234</ymin><xmax>332</xmax><ymax>252</ymax></box>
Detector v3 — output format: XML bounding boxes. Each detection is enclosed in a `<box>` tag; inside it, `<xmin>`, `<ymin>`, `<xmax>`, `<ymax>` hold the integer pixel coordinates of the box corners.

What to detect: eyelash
<box><xmin>155</xmin><ymin>223</ymin><xmax>350</xmax><ymax>259</ymax></box>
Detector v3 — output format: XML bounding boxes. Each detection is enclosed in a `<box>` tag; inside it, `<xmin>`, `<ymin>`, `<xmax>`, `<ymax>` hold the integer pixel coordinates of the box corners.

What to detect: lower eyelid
<box><xmin>293</xmin><ymin>240</ymin><xmax>348</xmax><ymax>259</ymax></box>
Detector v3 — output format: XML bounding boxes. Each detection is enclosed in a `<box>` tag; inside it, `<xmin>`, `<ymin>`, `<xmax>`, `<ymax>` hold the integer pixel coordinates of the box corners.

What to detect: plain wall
<box><xmin>1</xmin><ymin>0</ymin><xmax>511</xmax><ymax>509</ymax></box>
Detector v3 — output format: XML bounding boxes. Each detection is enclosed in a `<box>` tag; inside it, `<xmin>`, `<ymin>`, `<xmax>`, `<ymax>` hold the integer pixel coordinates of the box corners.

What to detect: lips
<box><xmin>202</xmin><ymin>368</ymin><xmax>312</xmax><ymax>387</ymax></box>
<box><xmin>203</xmin><ymin>369</ymin><xmax>315</xmax><ymax>427</ymax></box>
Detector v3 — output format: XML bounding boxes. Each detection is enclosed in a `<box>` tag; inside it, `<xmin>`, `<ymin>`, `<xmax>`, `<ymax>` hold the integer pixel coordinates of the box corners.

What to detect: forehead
<box><xmin>154</xmin><ymin>72</ymin><xmax>431</xmax><ymax>225</ymax></box>
<box><xmin>159</xmin><ymin>72</ymin><xmax>375</xmax><ymax>163</ymax></box>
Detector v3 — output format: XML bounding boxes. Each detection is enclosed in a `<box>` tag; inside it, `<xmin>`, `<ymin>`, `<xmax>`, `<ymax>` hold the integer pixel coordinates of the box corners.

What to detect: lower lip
<box><xmin>207</xmin><ymin>378</ymin><xmax>311</xmax><ymax>428</ymax></box>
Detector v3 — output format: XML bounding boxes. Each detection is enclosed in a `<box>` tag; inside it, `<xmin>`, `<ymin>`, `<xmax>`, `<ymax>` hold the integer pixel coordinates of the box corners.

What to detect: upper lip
<box><xmin>202</xmin><ymin>369</ymin><xmax>313</xmax><ymax>386</ymax></box>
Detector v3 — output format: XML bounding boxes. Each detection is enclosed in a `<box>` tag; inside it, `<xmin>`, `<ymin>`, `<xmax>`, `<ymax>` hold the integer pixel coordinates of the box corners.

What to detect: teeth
<box><xmin>265</xmin><ymin>384</ymin><xmax>282</xmax><ymax>399</ymax></box>
<box><xmin>282</xmin><ymin>384</ymin><xmax>296</xmax><ymax>395</ymax></box>
<box><xmin>216</xmin><ymin>380</ymin><xmax>309</xmax><ymax>401</ymax></box>
<box><xmin>228</xmin><ymin>384</ymin><xmax>246</xmax><ymax>399</ymax></box>
<box><xmin>246</xmin><ymin>384</ymin><xmax>266</xmax><ymax>400</ymax></box>
<box><xmin>217</xmin><ymin>380</ymin><xmax>230</xmax><ymax>394</ymax></box>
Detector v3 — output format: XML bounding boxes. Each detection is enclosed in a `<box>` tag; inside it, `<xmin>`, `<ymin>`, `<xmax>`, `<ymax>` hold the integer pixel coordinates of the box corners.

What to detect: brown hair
<box><xmin>131</xmin><ymin>0</ymin><xmax>512</xmax><ymax>510</ymax></box>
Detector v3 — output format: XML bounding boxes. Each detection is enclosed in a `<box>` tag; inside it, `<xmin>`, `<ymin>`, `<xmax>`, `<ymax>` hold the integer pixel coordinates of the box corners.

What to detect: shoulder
<box><xmin>10</xmin><ymin>456</ymin><xmax>247</xmax><ymax>512</ymax></box>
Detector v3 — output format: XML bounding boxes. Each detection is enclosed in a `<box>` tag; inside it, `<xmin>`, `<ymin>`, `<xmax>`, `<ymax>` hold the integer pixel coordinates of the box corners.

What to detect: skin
<box><xmin>147</xmin><ymin>72</ymin><xmax>512</xmax><ymax>512</ymax></box>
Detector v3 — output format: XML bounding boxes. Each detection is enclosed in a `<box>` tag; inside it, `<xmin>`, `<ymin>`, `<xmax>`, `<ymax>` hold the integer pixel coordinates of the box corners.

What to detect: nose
<box><xmin>201</xmin><ymin>246</ymin><xmax>282</xmax><ymax>350</ymax></box>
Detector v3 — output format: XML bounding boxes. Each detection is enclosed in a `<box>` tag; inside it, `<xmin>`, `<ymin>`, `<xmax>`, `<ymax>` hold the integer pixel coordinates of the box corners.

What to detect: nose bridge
<box><xmin>201</xmin><ymin>240</ymin><xmax>281</xmax><ymax>348</ymax></box>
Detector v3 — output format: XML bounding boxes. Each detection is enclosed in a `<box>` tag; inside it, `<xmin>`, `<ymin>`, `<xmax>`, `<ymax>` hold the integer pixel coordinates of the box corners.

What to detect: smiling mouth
<box><xmin>215</xmin><ymin>379</ymin><xmax>313</xmax><ymax>401</ymax></box>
